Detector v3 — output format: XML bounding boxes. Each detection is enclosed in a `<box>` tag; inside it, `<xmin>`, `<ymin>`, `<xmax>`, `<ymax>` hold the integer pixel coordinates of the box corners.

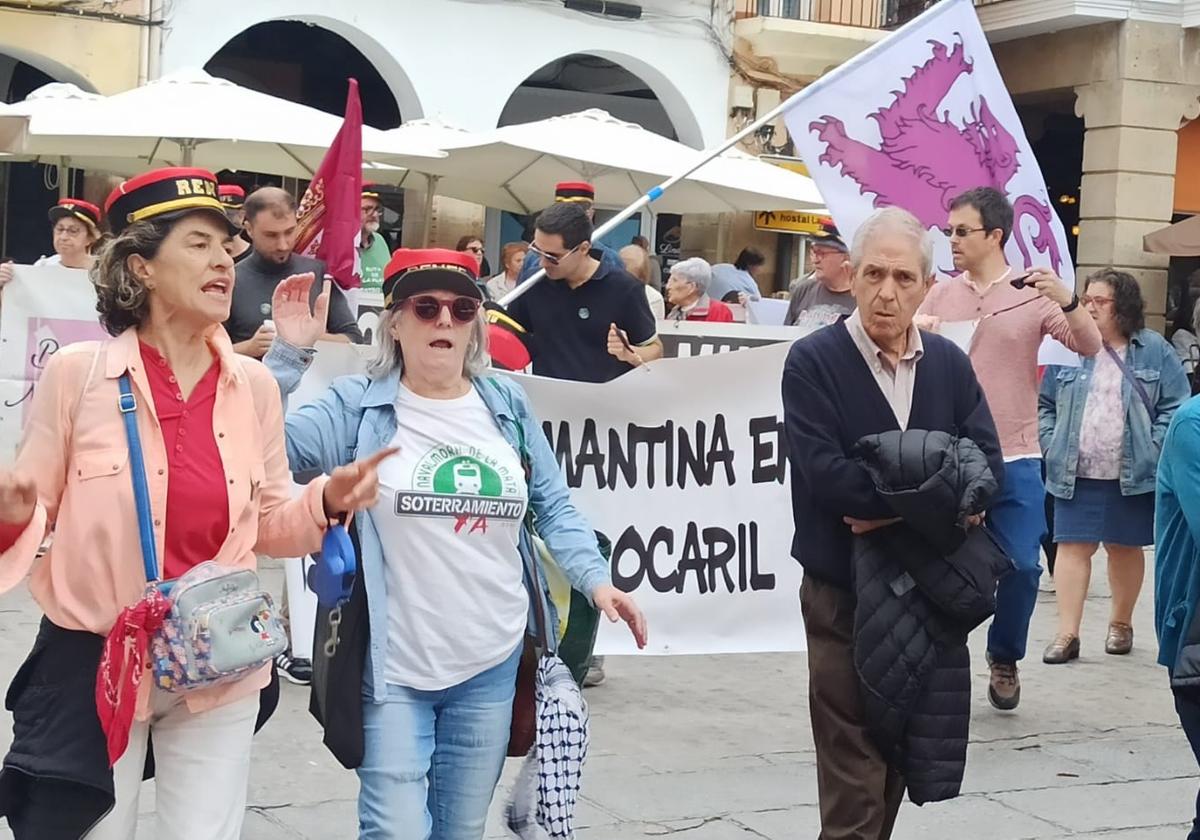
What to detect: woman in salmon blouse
<box><xmin>0</xmin><ymin>167</ymin><xmax>390</xmax><ymax>840</ymax></box>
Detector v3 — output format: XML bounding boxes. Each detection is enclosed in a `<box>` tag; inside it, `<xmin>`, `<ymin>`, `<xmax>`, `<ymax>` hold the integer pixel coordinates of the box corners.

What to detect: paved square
<box><xmin>0</xmin><ymin>552</ymin><xmax>1193</xmax><ymax>838</ymax></box>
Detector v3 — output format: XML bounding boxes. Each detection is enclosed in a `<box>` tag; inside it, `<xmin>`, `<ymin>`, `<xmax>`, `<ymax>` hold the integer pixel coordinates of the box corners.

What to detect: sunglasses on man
<box><xmin>939</xmin><ymin>225</ymin><xmax>990</xmax><ymax>239</ymax></box>
<box><xmin>528</xmin><ymin>242</ymin><xmax>582</xmax><ymax>266</ymax></box>
<box><xmin>397</xmin><ymin>295</ymin><xmax>481</xmax><ymax>324</ymax></box>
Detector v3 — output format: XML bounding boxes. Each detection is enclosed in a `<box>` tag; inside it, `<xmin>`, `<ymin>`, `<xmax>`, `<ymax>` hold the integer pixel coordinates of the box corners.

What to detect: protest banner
<box><xmin>286</xmin><ymin>337</ymin><xmax>806</xmax><ymax>656</ymax></box>
<box><xmin>0</xmin><ymin>265</ymin><xmax>108</xmax><ymax>463</ymax></box>
<box><xmin>513</xmin><ymin>343</ymin><xmax>804</xmax><ymax>655</ymax></box>
<box><xmin>780</xmin><ymin>0</ymin><xmax>1075</xmax><ymax>363</ymax></box>
<box><xmin>656</xmin><ymin>319</ymin><xmax>802</xmax><ymax>357</ymax></box>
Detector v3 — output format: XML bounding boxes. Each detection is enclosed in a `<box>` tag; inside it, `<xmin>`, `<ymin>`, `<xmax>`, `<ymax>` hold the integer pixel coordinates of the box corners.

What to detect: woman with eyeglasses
<box><xmin>264</xmin><ymin>248</ymin><xmax>647</xmax><ymax>839</ymax></box>
<box><xmin>1039</xmin><ymin>269</ymin><xmax>1190</xmax><ymax>664</ymax></box>
<box><xmin>0</xmin><ymin>198</ymin><xmax>104</xmax><ymax>293</ymax></box>
<box><xmin>455</xmin><ymin>234</ymin><xmax>491</xmax><ymax>298</ymax></box>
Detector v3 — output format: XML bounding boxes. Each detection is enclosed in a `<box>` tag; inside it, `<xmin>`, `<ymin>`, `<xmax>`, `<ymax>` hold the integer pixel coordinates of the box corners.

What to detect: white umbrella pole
<box><xmin>498</xmin><ymin>98</ymin><xmax>804</xmax><ymax>306</ymax></box>
<box><xmin>421</xmin><ymin>173</ymin><xmax>440</xmax><ymax>248</ymax></box>
<box><xmin>57</xmin><ymin>157</ymin><xmax>69</xmax><ymax>199</ymax></box>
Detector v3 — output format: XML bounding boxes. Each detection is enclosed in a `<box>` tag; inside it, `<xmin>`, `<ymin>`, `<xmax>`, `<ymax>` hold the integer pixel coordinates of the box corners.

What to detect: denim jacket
<box><xmin>1039</xmin><ymin>329</ymin><xmax>1190</xmax><ymax>500</ymax></box>
<box><xmin>264</xmin><ymin>342</ymin><xmax>610</xmax><ymax>703</ymax></box>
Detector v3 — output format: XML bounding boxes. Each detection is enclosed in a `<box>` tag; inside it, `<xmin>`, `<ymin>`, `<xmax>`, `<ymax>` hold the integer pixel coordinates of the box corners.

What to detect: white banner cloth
<box><xmin>0</xmin><ymin>265</ymin><xmax>108</xmax><ymax>463</ymax></box>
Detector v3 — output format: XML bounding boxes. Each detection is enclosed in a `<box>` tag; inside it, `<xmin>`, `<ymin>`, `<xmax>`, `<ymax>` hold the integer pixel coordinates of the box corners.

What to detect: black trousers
<box><xmin>1177</xmin><ymin>687</ymin><xmax>1200</xmax><ymax>840</ymax></box>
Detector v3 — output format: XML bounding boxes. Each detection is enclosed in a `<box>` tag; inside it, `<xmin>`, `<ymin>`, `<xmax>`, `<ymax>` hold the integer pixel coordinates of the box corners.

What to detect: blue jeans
<box><xmin>357</xmin><ymin>645</ymin><xmax>521</xmax><ymax>840</ymax></box>
<box><xmin>986</xmin><ymin>458</ymin><xmax>1047</xmax><ymax>663</ymax></box>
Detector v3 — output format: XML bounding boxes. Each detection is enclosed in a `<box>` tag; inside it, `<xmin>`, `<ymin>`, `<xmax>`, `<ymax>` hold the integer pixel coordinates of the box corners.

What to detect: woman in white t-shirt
<box><xmin>0</xmin><ymin>197</ymin><xmax>103</xmax><ymax>291</ymax></box>
<box><xmin>268</xmin><ymin>248</ymin><xmax>647</xmax><ymax>840</ymax></box>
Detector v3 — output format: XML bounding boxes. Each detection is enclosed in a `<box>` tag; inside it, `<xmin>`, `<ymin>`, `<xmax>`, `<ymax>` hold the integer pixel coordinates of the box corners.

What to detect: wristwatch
<box><xmin>1061</xmin><ymin>294</ymin><xmax>1080</xmax><ymax>313</ymax></box>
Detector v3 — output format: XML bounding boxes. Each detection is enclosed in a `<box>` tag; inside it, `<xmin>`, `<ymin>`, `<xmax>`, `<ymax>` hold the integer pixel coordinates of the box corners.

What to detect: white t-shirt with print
<box><xmin>373</xmin><ymin>383</ymin><xmax>529</xmax><ymax>690</ymax></box>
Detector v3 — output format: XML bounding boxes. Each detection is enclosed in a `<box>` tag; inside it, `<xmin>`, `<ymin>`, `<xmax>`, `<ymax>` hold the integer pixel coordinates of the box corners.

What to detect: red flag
<box><xmin>295</xmin><ymin>78</ymin><xmax>363</xmax><ymax>290</ymax></box>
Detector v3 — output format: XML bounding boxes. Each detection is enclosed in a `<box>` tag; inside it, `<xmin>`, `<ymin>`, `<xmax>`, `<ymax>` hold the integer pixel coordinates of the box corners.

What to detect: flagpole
<box><xmin>496</xmin><ymin>93</ymin><xmax>811</xmax><ymax>306</ymax></box>
<box><xmin>496</xmin><ymin>0</ymin><xmax>970</xmax><ymax>307</ymax></box>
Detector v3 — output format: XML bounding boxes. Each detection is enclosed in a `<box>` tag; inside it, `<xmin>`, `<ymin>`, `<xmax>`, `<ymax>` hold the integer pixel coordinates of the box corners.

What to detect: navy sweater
<box><xmin>783</xmin><ymin>321</ymin><xmax>1004</xmax><ymax>590</ymax></box>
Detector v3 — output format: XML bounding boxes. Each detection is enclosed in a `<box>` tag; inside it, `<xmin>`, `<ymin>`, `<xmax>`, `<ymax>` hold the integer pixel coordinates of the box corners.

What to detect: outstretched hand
<box><xmin>272</xmin><ymin>273</ymin><xmax>330</xmax><ymax>349</ymax></box>
<box><xmin>592</xmin><ymin>584</ymin><xmax>648</xmax><ymax>649</ymax></box>
<box><xmin>1025</xmin><ymin>268</ymin><xmax>1073</xmax><ymax>308</ymax></box>
<box><xmin>322</xmin><ymin>447</ymin><xmax>399</xmax><ymax>520</ymax></box>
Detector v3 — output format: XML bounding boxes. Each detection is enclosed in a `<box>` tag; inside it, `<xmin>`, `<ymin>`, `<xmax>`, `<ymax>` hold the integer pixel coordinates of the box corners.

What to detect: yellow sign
<box><xmin>759</xmin><ymin>154</ymin><xmax>810</xmax><ymax>177</ymax></box>
<box><xmin>754</xmin><ymin>210</ymin><xmax>826</xmax><ymax>234</ymax></box>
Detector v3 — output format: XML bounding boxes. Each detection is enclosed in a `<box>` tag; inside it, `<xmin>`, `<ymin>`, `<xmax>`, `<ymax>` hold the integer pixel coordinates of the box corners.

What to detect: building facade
<box><xmin>157</xmin><ymin>0</ymin><xmax>733</xmax><ymax>255</ymax></box>
<box><xmin>0</xmin><ymin>0</ymin><xmax>151</xmax><ymax>259</ymax></box>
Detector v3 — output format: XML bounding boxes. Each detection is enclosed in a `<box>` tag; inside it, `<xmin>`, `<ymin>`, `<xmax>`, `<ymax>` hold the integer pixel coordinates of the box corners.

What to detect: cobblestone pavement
<box><xmin>0</xmin><ymin>552</ymin><xmax>1194</xmax><ymax>838</ymax></box>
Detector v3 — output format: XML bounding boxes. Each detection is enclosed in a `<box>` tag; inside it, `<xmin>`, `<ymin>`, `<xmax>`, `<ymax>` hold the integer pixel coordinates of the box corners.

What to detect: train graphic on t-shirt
<box><xmin>452</xmin><ymin>461</ymin><xmax>483</xmax><ymax>494</ymax></box>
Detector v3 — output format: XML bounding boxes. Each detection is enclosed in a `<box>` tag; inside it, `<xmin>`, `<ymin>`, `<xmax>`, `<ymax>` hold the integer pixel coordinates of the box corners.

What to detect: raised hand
<box><xmin>272</xmin><ymin>273</ymin><xmax>330</xmax><ymax>349</ymax></box>
<box><xmin>1025</xmin><ymin>268</ymin><xmax>1073</xmax><ymax>308</ymax></box>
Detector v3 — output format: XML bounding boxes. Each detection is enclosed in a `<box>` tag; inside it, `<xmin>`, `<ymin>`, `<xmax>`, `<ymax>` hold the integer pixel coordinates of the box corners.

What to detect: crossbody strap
<box><xmin>117</xmin><ymin>374</ymin><xmax>160</xmax><ymax>582</ymax></box>
<box><xmin>1104</xmin><ymin>343</ymin><xmax>1155</xmax><ymax>420</ymax></box>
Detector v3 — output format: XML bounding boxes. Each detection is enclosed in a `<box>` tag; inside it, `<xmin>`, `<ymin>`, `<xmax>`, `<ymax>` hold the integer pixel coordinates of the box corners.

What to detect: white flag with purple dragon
<box><xmin>781</xmin><ymin>0</ymin><xmax>1071</xmax><ymax>289</ymax></box>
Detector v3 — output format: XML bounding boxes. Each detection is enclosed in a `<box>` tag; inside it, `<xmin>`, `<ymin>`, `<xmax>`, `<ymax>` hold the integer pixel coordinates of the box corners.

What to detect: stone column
<box><xmin>1075</xmin><ymin>79</ymin><xmax>1200</xmax><ymax>329</ymax></box>
<box><xmin>400</xmin><ymin>189</ymin><xmax>486</xmax><ymax>251</ymax></box>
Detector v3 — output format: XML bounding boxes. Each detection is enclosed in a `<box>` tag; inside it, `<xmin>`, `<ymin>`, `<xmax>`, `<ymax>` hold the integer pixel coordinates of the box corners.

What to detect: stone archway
<box><xmin>204</xmin><ymin>16</ymin><xmax>422</xmax><ymax>129</ymax></box>
<box><xmin>497</xmin><ymin>50</ymin><xmax>704</xmax><ymax>149</ymax></box>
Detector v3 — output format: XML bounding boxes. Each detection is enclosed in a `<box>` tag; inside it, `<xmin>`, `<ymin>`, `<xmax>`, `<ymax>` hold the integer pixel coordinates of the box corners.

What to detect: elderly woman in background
<box><xmin>0</xmin><ymin>167</ymin><xmax>387</xmax><ymax>839</ymax></box>
<box><xmin>619</xmin><ymin>244</ymin><xmax>666</xmax><ymax>320</ymax></box>
<box><xmin>264</xmin><ymin>248</ymin><xmax>647</xmax><ymax>840</ymax></box>
<box><xmin>0</xmin><ymin>198</ymin><xmax>104</xmax><ymax>292</ymax></box>
<box><xmin>40</xmin><ymin>198</ymin><xmax>104</xmax><ymax>268</ymax></box>
<box><xmin>485</xmin><ymin>241</ymin><xmax>527</xmax><ymax>301</ymax></box>
<box><xmin>665</xmin><ymin>257</ymin><xmax>734</xmax><ymax>322</ymax></box>
<box><xmin>1039</xmin><ymin>269</ymin><xmax>1190</xmax><ymax>664</ymax></box>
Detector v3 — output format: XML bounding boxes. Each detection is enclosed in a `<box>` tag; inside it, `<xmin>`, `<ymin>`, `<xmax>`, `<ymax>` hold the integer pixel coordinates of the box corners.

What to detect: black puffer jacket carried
<box><xmin>851</xmin><ymin>430</ymin><xmax>1014</xmax><ymax>805</ymax></box>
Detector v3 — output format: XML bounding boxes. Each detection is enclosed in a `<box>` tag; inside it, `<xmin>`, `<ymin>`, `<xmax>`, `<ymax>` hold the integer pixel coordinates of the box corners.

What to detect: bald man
<box><xmin>227</xmin><ymin>186</ymin><xmax>362</xmax><ymax>358</ymax></box>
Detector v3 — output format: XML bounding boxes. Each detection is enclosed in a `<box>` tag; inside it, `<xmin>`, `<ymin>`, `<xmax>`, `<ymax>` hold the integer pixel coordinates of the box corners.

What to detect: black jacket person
<box><xmin>782</xmin><ymin>207</ymin><xmax>1002</xmax><ymax>839</ymax></box>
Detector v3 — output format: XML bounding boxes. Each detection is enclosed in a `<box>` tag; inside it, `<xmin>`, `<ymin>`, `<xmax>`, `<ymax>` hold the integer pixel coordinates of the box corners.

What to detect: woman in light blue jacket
<box><xmin>1039</xmin><ymin>269</ymin><xmax>1189</xmax><ymax>665</ymax></box>
<box><xmin>264</xmin><ymin>252</ymin><xmax>647</xmax><ymax>840</ymax></box>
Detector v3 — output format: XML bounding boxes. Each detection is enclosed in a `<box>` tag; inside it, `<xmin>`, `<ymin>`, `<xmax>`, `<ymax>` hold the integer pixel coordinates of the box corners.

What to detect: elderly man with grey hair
<box><xmin>664</xmin><ymin>257</ymin><xmax>735</xmax><ymax>322</ymax></box>
<box><xmin>782</xmin><ymin>206</ymin><xmax>1003</xmax><ymax>839</ymax></box>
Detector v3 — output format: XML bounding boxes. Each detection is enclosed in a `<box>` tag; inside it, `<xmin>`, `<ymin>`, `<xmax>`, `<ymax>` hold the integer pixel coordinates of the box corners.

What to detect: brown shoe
<box><xmin>1042</xmin><ymin>634</ymin><xmax>1080</xmax><ymax>664</ymax></box>
<box><xmin>1105</xmin><ymin>622</ymin><xmax>1133</xmax><ymax>655</ymax></box>
<box><xmin>988</xmin><ymin>659</ymin><xmax>1021</xmax><ymax>710</ymax></box>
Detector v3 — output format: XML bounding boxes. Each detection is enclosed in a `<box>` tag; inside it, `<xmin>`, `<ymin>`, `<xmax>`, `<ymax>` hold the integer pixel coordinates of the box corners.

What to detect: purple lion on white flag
<box><xmin>783</xmin><ymin>0</ymin><xmax>1071</xmax><ymax>283</ymax></box>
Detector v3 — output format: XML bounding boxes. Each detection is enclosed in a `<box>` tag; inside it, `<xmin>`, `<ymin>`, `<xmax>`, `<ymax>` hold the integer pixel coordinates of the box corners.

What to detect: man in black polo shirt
<box><xmin>226</xmin><ymin>186</ymin><xmax>362</xmax><ymax>358</ymax></box>
<box><xmin>507</xmin><ymin>201</ymin><xmax>661</xmax><ymax>689</ymax></box>
<box><xmin>508</xmin><ymin>201</ymin><xmax>662</xmax><ymax>383</ymax></box>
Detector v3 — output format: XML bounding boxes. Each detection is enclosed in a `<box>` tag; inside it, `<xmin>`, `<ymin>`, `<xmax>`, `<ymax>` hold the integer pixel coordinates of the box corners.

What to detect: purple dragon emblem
<box><xmin>808</xmin><ymin>37</ymin><xmax>1063</xmax><ymax>275</ymax></box>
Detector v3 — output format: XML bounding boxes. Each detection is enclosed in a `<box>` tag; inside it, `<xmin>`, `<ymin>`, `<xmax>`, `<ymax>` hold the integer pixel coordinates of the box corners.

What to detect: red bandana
<box><xmin>95</xmin><ymin>588</ymin><xmax>172</xmax><ymax>765</ymax></box>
